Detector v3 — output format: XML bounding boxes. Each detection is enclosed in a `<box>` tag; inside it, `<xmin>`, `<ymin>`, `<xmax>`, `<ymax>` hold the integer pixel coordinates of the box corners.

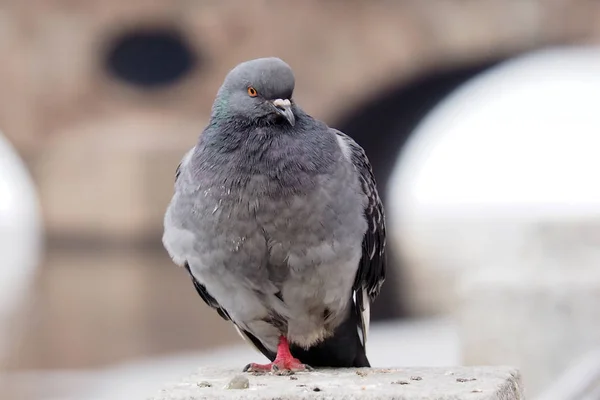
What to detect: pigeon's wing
<box><xmin>183</xmin><ymin>262</ymin><xmax>230</xmax><ymax>321</ymax></box>
<box><xmin>174</xmin><ymin>148</ymin><xmax>195</xmax><ymax>183</ymax></box>
<box><xmin>332</xmin><ymin>129</ymin><xmax>386</xmax><ymax>347</ymax></box>
<box><xmin>171</xmin><ymin>151</ymin><xmax>277</xmax><ymax>361</ymax></box>
<box><xmin>182</xmin><ymin>262</ymin><xmax>277</xmax><ymax>360</ymax></box>
<box><xmin>171</xmin><ymin>151</ymin><xmax>233</xmax><ymax>321</ymax></box>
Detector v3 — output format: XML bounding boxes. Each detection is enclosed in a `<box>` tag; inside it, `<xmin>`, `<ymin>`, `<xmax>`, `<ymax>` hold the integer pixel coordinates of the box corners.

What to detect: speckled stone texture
<box><xmin>149</xmin><ymin>366</ymin><xmax>523</xmax><ymax>400</ymax></box>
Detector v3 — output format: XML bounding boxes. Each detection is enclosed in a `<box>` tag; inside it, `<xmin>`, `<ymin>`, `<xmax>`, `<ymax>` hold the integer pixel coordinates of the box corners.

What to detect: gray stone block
<box><xmin>149</xmin><ymin>366</ymin><xmax>522</xmax><ymax>400</ymax></box>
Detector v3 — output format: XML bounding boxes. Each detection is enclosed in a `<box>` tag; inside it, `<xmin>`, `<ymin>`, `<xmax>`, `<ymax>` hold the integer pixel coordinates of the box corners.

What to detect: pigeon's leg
<box><xmin>243</xmin><ymin>336</ymin><xmax>313</xmax><ymax>374</ymax></box>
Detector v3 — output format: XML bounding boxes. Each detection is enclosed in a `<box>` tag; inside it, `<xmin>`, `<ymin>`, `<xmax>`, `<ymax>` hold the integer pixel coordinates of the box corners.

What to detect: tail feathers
<box><xmin>289</xmin><ymin>302</ymin><xmax>370</xmax><ymax>368</ymax></box>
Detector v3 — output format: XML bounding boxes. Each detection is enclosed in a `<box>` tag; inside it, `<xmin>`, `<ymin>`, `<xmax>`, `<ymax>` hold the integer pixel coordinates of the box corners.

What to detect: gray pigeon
<box><xmin>162</xmin><ymin>57</ymin><xmax>386</xmax><ymax>372</ymax></box>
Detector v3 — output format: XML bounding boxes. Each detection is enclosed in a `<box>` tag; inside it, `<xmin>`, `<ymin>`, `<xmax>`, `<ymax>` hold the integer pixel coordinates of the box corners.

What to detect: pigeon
<box><xmin>162</xmin><ymin>57</ymin><xmax>386</xmax><ymax>373</ymax></box>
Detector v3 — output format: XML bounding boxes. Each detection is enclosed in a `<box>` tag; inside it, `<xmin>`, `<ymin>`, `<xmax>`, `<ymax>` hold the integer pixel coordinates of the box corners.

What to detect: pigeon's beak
<box><xmin>271</xmin><ymin>98</ymin><xmax>295</xmax><ymax>126</ymax></box>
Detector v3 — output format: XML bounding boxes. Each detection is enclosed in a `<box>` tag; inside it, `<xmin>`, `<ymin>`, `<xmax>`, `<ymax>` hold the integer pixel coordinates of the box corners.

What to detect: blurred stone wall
<box><xmin>0</xmin><ymin>0</ymin><xmax>597</xmax><ymax>242</ymax></box>
<box><xmin>1</xmin><ymin>0</ymin><xmax>599</xmax><ymax>370</ymax></box>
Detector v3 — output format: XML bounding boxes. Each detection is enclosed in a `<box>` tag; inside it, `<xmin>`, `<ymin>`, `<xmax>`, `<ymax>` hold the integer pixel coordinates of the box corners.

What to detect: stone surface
<box><xmin>458</xmin><ymin>266</ymin><xmax>600</xmax><ymax>398</ymax></box>
<box><xmin>149</xmin><ymin>366</ymin><xmax>522</xmax><ymax>400</ymax></box>
<box><xmin>3</xmin><ymin>317</ymin><xmax>458</xmax><ymax>399</ymax></box>
<box><xmin>225</xmin><ymin>375</ymin><xmax>250</xmax><ymax>390</ymax></box>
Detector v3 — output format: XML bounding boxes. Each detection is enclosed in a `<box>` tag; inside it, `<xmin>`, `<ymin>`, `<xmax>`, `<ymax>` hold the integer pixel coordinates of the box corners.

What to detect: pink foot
<box><xmin>243</xmin><ymin>336</ymin><xmax>313</xmax><ymax>374</ymax></box>
<box><xmin>243</xmin><ymin>358</ymin><xmax>311</xmax><ymax>373</ymax></box>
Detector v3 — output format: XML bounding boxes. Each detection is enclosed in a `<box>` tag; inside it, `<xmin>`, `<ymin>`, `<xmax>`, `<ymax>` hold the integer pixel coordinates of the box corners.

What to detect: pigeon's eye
<box><xmin>247</xmin><ymin>86</ymin><xmax>258</xmax><ymax>97</ymax></box>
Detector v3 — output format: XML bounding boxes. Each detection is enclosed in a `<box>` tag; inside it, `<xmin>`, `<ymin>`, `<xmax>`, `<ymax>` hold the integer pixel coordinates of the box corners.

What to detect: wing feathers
<box><xmin>332</xmin><ymin>129</ymin><xmax>387</xmax><ymax>348</ymax></box>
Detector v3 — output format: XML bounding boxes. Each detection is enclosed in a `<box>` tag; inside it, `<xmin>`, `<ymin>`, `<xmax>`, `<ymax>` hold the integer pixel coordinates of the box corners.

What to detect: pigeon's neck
<box><xmin>192</xmin><ymin>116</ymin><xmax>340</xmax><ymax>194</ymax></box>
<box><xmin>210</xmin><ymin>96</ymin><xmax>231</xmax><ymax>121</ymax></box>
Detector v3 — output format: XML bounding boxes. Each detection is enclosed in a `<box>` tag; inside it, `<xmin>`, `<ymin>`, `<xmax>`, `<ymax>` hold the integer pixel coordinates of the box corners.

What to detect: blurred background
<box><xmin>1</xmin><ymin>1</ymin><xmax>600</xmax><ymax>399</ymax></box>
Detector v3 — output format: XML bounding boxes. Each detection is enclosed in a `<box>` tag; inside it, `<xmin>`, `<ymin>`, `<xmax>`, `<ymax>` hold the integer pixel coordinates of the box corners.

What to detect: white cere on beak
<box><xmin>272</xmin><ymin>98</ymin><xmax>291</xmax><ymax>108</ymax></box>
<box><xmin>271</xmin><ymin>98</ymin><xmax>295</xmax><ymax>126</ymax></box>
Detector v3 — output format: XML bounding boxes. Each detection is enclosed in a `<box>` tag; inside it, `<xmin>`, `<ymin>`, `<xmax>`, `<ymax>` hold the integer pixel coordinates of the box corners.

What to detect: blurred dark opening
<box><xmin>335</xmin><ymin>57</ymin><xmax>509</xmax><ymax>321</ymax></box>
<box><xmin>104</xmin><ymin>27</ymin><xmax>197</xmax><ymax>89</ymax></box>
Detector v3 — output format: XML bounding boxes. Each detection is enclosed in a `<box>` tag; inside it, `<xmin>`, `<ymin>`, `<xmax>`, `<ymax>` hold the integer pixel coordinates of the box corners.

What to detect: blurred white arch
<box><xmin>0</xmin><ymin>132</ymin><xmax>43</xmax><ymax>365</ymax></box>
<box><xmin>394</xmin><ymin>46</ymin><xmax>600</xmax><ymax>213</ymax></box>
<box><xmin>388</xmin><ymin>45</ymin><xmax>600</xmax><ymax>312</ymax></box>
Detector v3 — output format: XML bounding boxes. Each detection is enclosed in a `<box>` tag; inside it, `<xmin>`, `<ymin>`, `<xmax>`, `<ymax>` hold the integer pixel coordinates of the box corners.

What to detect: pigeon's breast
<box><xmin>251</xmin><ymin>158</ymin><xmax>367</xmax><ymax>347</ymax></box>
<box><xmin>192</xmin><ymin>151</ymin><xmax>366</xmax><ymax>274</ymax></box>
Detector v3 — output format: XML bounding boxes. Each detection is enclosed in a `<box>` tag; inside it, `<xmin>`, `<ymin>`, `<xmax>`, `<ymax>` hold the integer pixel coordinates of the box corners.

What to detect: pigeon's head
<box><xmin>212</xmin><ymin>57</ymin><xmax>296</xmax><ymax>126</ymax></box>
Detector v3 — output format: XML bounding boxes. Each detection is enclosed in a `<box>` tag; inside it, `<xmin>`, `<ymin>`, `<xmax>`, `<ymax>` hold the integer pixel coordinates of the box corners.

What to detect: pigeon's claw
<box><xmin>243</xmin><ymin>359</ymin><xmax>312</xmax><ymax>375</ymax></box>
<box><xmin>243</xmin><ymin>336</ymin><xmax>313</xmax><ymax>374</ymax></box>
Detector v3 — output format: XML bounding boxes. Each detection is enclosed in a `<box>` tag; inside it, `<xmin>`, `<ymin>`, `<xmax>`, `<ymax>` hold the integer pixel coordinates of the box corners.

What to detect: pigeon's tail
<box><xmin>289</xmin><ymin>301</ymin><xmax>371</xmax><ymax>368</ymax></box>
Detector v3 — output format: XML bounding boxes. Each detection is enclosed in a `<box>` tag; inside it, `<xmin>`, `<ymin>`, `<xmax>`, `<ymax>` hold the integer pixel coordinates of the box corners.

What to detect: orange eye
<box><xmin>247</xmin><ymin>86</ymin><xmax>258</xmax><ymax>97</ymax></box>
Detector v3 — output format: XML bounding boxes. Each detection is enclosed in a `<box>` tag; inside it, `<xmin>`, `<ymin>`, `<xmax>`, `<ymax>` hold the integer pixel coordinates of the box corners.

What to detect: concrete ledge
<box><xmin>149</xmin><ymin>366</ymin><xmax>523</xmax><ymax>400</ymax></box>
